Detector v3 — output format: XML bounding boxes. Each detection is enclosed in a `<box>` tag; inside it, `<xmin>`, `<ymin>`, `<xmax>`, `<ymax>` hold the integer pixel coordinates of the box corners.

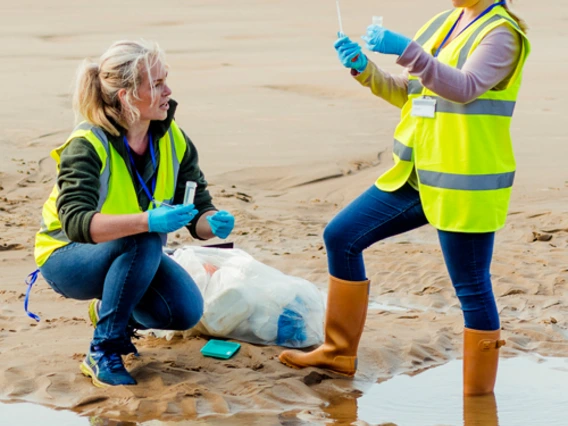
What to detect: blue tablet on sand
<box><xmin>200</xmin><ymin>340</ymin><xmax>241</xmax><ymax>359</ymax></box>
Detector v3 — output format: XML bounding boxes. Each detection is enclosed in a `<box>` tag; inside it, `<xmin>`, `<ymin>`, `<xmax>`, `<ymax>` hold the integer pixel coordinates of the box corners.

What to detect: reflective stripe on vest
<box><xmin>34</xmin><ymin>121</ymin><xmax>187</xmax><ymax>267</ymax></box>
<box><xmin>394</xmin><ymin>139</ymin><xmax>413</xmax><ymax>162</ymax></box>
<box><xmin>408</xmin><ymin>80</ymin><xmax>517</xmax><ymax>116</ymax></box>
<box><xmin>418</xmin><ymin>170</ymin><xmax>516</xmax><ymax>191</ymax></box>
<box><xmin>415</xmin><ymin>10</ymin><xmax>454</xmax><ymax>46</ymax></box>
<box><xmin>376</xmin><ymin>5</ymin><xmax>531</xmax><ymax>232</ymax></box>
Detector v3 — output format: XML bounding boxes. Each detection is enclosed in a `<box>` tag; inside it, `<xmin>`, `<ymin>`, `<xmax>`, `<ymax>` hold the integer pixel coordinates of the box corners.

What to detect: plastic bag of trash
<box><xmin>163</xmin><ymin>246</ymin><xmax>325</xmax><ymax>348</ymax></box>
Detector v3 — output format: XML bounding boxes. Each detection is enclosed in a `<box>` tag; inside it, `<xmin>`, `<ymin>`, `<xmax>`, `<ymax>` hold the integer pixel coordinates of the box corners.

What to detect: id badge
<box><xmin>412</xmin><ymin>97</ymin><xmax>437</xmax><ymax>118</ymax></box>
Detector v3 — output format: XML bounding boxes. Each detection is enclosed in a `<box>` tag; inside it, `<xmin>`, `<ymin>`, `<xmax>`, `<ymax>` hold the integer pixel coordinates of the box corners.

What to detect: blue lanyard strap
<box><xmin>123</xmin><ymin>134</ymin><xmax>157</xmax><ymax>208</ymax></box>
<box><xmin>434</xmin><ymin>1</ymin><xmax>505</xmax><ymax>58</ymax></box>
<box><xmin>24</xmin><ymin>269</ymin><xmax>41</xmax><ymax>322</ymax></box>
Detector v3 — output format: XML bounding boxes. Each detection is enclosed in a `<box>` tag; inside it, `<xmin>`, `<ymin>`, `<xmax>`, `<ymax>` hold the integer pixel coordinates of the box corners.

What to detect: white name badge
<box><xmin>412</xmin><ymin>97</ymin><xmax>437</xmax><ymax>118</ymax></box>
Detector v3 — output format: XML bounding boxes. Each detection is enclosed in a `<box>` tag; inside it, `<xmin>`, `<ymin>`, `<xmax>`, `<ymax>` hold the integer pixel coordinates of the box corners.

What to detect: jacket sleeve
<box><xmin>174</xmin><ymin>130</ymin><xmax>217</xmax><ymax>239</ymax></box>
<box><xmin>56</xmin><ymin>139</ymin><xmax>102</xmax><ymax>244</ymax></box>
<box><xmin>396</xmin><ymin>24</ymin><xmax>522</xmax><ymax>104</ymax></box>
<box><xmin>352</xmin><ymin>61</ymin><xmax>410</xmax><ymax>109</ymax></box>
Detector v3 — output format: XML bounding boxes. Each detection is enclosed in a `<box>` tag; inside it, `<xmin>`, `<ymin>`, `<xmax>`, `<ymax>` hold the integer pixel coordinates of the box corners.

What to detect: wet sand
<box><xmin>1</xmin><ymin>0</ymin><xmax>567</xmax><ymax>424</ymax></box>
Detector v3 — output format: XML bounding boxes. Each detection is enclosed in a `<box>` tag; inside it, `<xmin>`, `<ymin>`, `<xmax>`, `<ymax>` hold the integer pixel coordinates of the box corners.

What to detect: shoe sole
<box><xmin>80</xmin><ymin>361</ymin><xmax>109</xmax><ymax>388</ymax></box>
<box><xmin>278</xmin><ymin>355</ymin><xmax>355</xmax><ymax>378</ymax></box>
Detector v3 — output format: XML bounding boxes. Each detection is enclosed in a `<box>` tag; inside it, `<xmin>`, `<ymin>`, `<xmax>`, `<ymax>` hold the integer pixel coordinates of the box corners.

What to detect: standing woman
<box><xmin>34</xmin><ymin>40</ymin><xmax>235</xmax><ymax>387</ymax></box>
<box><xmin>280</xmin><ymin>0</ymin><xmax>530</xmax><ymax>396</ymax></box>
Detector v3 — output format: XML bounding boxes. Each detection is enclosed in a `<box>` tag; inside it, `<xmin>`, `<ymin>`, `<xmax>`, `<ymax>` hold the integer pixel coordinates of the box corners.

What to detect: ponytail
<box><xmin>503</xmin><ymin>0</ymin><xmax>528</xmax><ymax>33</ymax></box>
<box><xmin>73</xmin><ymin>60</ymin><xmax>120</xmax><ymax>136</ymax></box>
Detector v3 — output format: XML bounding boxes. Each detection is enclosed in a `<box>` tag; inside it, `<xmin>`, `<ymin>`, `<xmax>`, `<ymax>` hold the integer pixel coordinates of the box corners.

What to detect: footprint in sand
<box><xmin>0</xmin><ymin>243</ymin><xmax>24</xmax><ymax>251</ymax></box>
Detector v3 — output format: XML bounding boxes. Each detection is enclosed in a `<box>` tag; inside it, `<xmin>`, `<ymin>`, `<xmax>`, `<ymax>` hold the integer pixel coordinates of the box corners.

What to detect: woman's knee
<box><xmin>136</xmin><ymin>279</ymin><xmax>204</xmax><ymax>330</ymax></box>
<box><xmin>171</xmin><ymin>280</ymin><xmax>204</xmax><ymax>330</ymax></box>
<box><xmin>128</xmin><ymin>233</ymin><xmax>163</xmax><ymax>255</ymax></box>
<box><xmin>170</xmin><ymin>300</ymin><xmax>203</xmax><ymax>330</ymax></box>
<box><xmin>323</xmin><ymin>219</ymin><xmax>349</xmax><ymax>251</ymax></box>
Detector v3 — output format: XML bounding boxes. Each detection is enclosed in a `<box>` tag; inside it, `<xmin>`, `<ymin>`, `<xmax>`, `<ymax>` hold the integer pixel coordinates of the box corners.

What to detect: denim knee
<box><xmin>141</xmin><ymin>298</ymin><xmax>203</xmax><ymax>331</ymax></box>
<box><xmin>170</xmin><ymin>297</ymin><xmax>204</xmax><ymax>330</ymax></box>
<box><xmin>135</xmin><ymin>287</ymin><xmax>204</xmax><ymax>331</ymax></box>
<box><xmin>125</xmin><ymin>233</ymin><xmax>163</xmax><ymax>255</ymax></box>
<box><xmin>323</xmin><ymin>219</ymin><xmax>348</xmax><ymax>252</ymax></box>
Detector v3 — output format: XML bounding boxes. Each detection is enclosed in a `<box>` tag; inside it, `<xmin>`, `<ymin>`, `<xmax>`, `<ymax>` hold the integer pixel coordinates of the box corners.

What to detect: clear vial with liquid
<box><xmin>372</xmin><ymin>16</ymin><xmax>383</xmax><ymax>28</ymax></box>
<box><xmin>183</xmin><ymin>181</ymin><xmax>197</xmax><ymax>206</ymax></box>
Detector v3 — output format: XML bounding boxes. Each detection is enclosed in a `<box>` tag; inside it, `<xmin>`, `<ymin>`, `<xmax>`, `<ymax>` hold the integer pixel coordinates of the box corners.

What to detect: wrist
<box><xmin>191</xmin><ymin>209</ymin><xmax>217</xmax><ymax>240</ymax></box>
<box><xmin>143</xmin><ymin>212</ymin><xmax>152</xmax><ymax>233</ymax></box>
<box><xmin>354</xmin><ymin>55</ymin><xmax>368</xmax><ymax>73</ymax></box>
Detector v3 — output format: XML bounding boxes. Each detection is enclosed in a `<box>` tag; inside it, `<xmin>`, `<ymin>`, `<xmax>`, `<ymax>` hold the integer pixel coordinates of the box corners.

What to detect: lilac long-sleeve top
<box><xmin>353</xmin><ymin>24</ymin><xmax>522</xmax><ymax>108</ymax></box>
<box><xmin>353</xmin><ymin>24</ymin><xmax>522</xmax><ymax>188</ymax></box>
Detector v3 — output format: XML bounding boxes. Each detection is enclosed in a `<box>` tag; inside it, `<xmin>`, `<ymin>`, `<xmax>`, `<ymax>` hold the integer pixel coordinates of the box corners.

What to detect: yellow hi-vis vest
<box><xmin>34</xmin><ymin>121</ymin><xmax>187</xmax><ymax>267</ymax></box>
<box><xmin>376</xmin><ymin>5</ymin><xmax>530</xmax><ymax>232</ymax></box>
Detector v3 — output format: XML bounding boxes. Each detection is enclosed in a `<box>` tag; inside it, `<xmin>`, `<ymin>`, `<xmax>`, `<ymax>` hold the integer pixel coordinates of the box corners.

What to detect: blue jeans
<box><xmin>323</xmin><ymin>184</ymin><xmax>499</xmax><ymax>331</ymax></box>
<box><xmin>40</xmin><ymin>233</ymin><xmax>204</xmax><ymax>350</ymax></box>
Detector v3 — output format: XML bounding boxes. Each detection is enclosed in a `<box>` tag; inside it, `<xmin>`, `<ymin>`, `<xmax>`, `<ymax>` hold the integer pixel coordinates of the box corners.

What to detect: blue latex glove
<box><xmin>361</xmin><ymin>25</ymin><xmax>411</xmax><ymax>56</ymax></box>
<box><xmin>148</xmin><ymin>203</ymin><xmax>198</xmax><ymax>234</ymax></box>
<box><xmin>206</xmin><ymin>210</ymin><xmax>235</xmax><ymax>239</ymax></box>
<box><xmin>334</xmin><ymin>36</ymin><xmax>368</xmax><ymax>73</ymax></box>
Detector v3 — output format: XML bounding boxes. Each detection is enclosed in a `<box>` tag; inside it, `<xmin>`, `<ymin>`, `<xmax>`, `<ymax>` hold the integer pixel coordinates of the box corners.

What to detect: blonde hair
<box><xmin>72</xmin><ymin>40</ymin><xmax>166</xmax><ymax>136</ymax></box>
<box><xmin>503</xmin><ymin>0</ymin><xmax>528</xmax><ymax>33</ymax></box>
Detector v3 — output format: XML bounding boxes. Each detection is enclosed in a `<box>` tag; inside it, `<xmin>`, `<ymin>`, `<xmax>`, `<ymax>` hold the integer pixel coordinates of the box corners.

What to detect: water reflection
<box><xmin>463</xmin><ymin>394</ymin><xmax>498</xmax><ymax>426</ymax></box>
<box><xmin>321</xmin><ymin>394</ymin><xmax>359</xmax><ymax>425</ymax></box>
<box><xmin>320</xmin><ymin>392</ymin><xmax>499</xmax><ymax>426</ymax></box>
<box><xmin>322</xmin><ymin>357</ymin><xmax>567</xmax><ymax>426</ymax></box>
<box><xmin>2</xmin><ymin>357</ymin><xmax>565</xmax><ymax>425</ymax></box>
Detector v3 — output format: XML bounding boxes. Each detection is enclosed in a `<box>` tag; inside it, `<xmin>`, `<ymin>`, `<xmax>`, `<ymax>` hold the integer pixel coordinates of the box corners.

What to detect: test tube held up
<box><xmin>336</xmin><ymin>0</ymin><xmax>344</xmax><ymax>37</ymax></box>
<box><xmin>184</xmin><ymin>181</ymin><xmax>197</xmax><ymax>206</ymax></box>
<box><xmin>372</xmin><ymin>16</ymin><xmax>384</xmax><ymax>27</ymax></box>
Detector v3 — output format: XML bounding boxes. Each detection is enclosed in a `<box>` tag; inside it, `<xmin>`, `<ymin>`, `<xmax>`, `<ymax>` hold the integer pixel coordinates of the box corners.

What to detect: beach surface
<box><xmin>0</xmin><ymin>0</ymin><xmax>567</xmax><ymax>424</ymax></box>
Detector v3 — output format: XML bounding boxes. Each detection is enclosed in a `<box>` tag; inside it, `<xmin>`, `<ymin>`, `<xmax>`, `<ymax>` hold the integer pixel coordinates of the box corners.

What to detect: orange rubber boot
<box><xmin>278</xmin><ymin>275</ymin><xmax>370</xmax><ymax>377</ymax></box>
<box><xmin>463</xmin><ymin>328</ymin><xmax>506</xmax><ymax>396</ymax></box>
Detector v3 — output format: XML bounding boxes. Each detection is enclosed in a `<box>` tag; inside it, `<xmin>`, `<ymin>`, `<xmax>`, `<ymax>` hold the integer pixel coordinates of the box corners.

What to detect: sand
<box><xmin>0</xmin><ymin>0</ymin><xmax>567</xmax><ymax>424</ymax></box>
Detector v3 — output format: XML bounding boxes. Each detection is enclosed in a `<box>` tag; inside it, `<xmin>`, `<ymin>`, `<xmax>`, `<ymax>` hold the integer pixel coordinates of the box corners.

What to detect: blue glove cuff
<box><xmin>399</xmin><ymin>39</ymin><xmax>411</xmax><ymax>56</ymax></box>
<box><xmin>354</xmin><ymin>54</ymin><xmax>368</xmax><ymax>73</ymax></box>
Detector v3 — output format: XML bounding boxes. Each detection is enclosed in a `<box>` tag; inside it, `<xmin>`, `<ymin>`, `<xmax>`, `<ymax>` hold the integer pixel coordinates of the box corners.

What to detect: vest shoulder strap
<box><xmin>414</xmin><ymin>9</ymin><xmax>457</xmax><ymax>46</ymax></box>
<box><xmin>51</xmin><ymin>122</ymin><xmax>110</xmax><ymax>174</ymax></box>
<box><xmin>168</xmin><ymin>120</ymin><xmax>188</xmax><ymax>163</ymax></box>
<box><xmin>456</xmin><ymin>10</ymin><xmax>530</xmax><ymax>70</ymax></box>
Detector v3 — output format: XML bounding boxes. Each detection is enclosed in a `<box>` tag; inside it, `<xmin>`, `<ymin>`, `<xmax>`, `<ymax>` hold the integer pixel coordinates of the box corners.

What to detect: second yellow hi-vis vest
<box><xmin>376</xmin><ymin>5</ymin><xmax>530</xmax><ymax>232</ymax></box>
<box><xmin>34</xmin><ymin>121</ymin><xmax>187</xmax><ymax>267</ymax></box>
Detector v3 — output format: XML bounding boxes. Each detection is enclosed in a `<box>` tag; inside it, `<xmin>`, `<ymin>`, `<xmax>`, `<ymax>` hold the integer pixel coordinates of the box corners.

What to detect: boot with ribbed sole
<box><xmin>463</xmin><ymin>328</ymin><xmax>506</xmax><ymax>396</ymax></box>
<box><xmin>278</xmin><ymin>275</ymin><xmax>370</xmax><ymax>377</ymax></box>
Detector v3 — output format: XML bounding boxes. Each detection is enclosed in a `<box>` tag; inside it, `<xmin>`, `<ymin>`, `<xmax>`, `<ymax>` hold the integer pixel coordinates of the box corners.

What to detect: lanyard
<box><xmin>434</xmin><ymin>1</ymin><xmax>505</xmax><ymax>58</ymax></box>
<box><xmin>123</xmin><ymin>133</ymin><xmax>157</xmax><ymax>208</ymax></box>
<box><xmin>24</xmin><ymin>269</ymin><xmax>41</xmax><ymax>322</ymax></box>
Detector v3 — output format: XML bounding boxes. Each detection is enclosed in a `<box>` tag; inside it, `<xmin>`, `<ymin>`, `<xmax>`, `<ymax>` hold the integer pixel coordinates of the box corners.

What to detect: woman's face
<box><xmin>134</xmin><ymin>60</ymin><xmax>172</xmax><ymax>122</ymax></box>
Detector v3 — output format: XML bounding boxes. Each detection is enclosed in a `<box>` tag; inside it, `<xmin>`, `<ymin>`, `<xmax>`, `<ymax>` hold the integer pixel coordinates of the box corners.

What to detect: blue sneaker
<box><xmin>80</xmin><ymin>346</ymin><xmax>137</xmax><ymax>387</ymax></box>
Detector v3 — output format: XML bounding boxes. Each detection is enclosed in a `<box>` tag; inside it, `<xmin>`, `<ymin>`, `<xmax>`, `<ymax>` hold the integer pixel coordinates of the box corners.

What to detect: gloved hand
<box><xmin>147</xmin><ymin>204</ymin><xmax>198</xmax><ymax>234</ymax></box>
<box><xmin>334</xmin><ymin>36</ymin><xmax>368</xmax><ymax>73</ymax></box>
<box><xmin>361</xmin><ymin>25</ymin><xmax>411</xmax><ymax>56</ymax></box>
<box><xmin>206</xmin><ymin>210</ymin><xmax>235</xmax><ymax>239</ymax></box>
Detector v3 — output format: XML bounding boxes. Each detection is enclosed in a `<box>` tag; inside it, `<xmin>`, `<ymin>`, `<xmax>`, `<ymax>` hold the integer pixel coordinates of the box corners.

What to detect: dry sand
<box><xmin>0</xmin><ymin>0</ymin><xmax>567</xmax><ymax>424</ymax></box>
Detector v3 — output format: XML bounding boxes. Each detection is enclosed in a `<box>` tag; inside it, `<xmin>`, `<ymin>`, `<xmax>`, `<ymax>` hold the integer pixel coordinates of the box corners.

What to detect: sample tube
<box><xmin>372</xmin><ymin>16</ymin><xmax>383</xmax><ymax>27</ymax></box>
<box><xmin>336</xmin><ymin>0</ymin><xmax>344</xmax><ymax>37</ymax></box>
<box><xmin>184</xmin><ymin>181</ymin><xmax>197</xmax><ymax>206</ymax></box>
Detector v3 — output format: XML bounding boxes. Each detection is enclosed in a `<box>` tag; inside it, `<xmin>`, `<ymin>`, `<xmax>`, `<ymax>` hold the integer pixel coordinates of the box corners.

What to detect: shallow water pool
<box><xmin>322</xmin><ymin>356</ymin><xmax>568</xmax><ymax>426</ymax></box>
<box><xmin>2</xmin><ymin>356</ymin><xmax>567</xmax><ymax>425</ymax></box>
